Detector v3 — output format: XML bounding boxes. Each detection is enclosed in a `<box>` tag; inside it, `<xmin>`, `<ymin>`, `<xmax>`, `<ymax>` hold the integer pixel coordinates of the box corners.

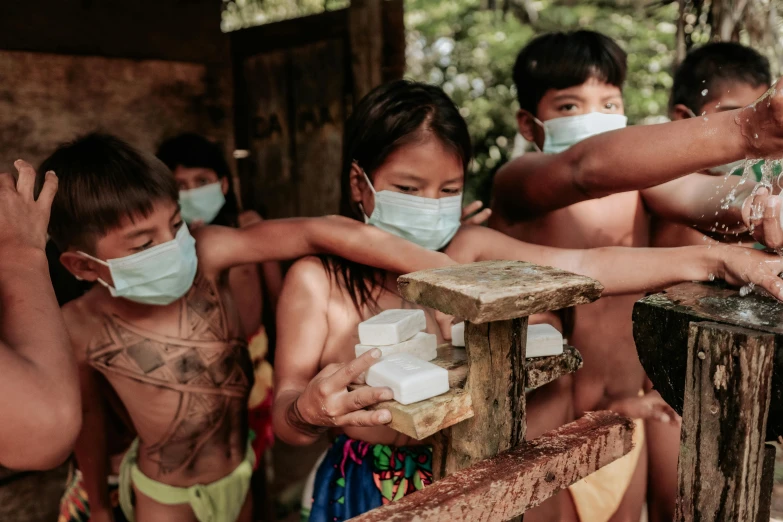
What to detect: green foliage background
<box><xmin>222</xmin><ymin>0</ymin><xmax>780</xmax><ymax>203</ymax></box>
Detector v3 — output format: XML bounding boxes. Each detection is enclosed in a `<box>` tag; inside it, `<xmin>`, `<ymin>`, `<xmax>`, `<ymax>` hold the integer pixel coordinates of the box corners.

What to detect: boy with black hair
<box><xmin>46</xmin><ymin>133</ymin><xmax>456</xmax><ymax>522</ymax></box>
<box><xmin>653</xmin><ymin>41</ymin><xmax>773</xmax><ymax>248</ymax></box>
<box><xmin>489</xmin><ymin>30</ymin><xmax>783</xmax><ymax>522</ymax></box>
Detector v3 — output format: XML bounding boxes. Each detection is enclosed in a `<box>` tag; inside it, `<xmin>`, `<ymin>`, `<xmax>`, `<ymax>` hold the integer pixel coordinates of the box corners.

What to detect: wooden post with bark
<box><xmin>633</xmin><ymin>282</ymin><xmax>783</xmax><ymax>522</ymax></box>
<box><xmin>348</xmin><ymin>261</ymin><xmax>640</xmax><ymax>521</ymax></box>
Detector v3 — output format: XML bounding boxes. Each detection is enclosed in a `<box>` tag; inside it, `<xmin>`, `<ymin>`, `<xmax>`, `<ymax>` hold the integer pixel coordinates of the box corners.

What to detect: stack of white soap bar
<box><xmin>526</xmin><ymin>324</ymin><xmax>564</xmax><ymax>357</ymax></box>
<box><xmin>450</xmin><ymin>322</ymin><xmax>564</xmax><ymax>358</ymax></box>
<box><xmin>355</xmin><ymin>331</ymin><xmax>437</xmax><ymax>361</ymax></box>
<box><xmin>366</xmin><ymin>353</ymin><xmax>449</xmax><ymax>405</ymax></box>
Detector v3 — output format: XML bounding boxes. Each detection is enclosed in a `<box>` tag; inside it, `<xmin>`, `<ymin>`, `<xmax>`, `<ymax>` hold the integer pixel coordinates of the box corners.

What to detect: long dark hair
<box><xmin>325</xmin><ymin>80</ymin><xmax>472</xmax><ymax>313</ymax></box>
<box><xmin>156</xmin><ymin>133</ymin><xmax>241</xmax><ymax>227</ymax></box>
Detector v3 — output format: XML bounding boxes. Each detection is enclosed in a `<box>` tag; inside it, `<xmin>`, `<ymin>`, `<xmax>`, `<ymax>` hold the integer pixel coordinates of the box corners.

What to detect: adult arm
<box><xmin>0</xmin><ymin>161</ymin><xmax>80</xmax><ymax>469</ymax></box>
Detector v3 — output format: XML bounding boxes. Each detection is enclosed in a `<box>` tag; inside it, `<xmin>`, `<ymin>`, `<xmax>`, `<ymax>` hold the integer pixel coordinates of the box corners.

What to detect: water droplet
<box><xmin>708</xmin><ymin>273</ymin><xmax>715</xmax><ymax>281</ymax></box>
<box><xmin>698</xmin><ymin>351</ymin><xmax>706</xmax><ymax>359</ymax></box>
<box><xmin>702</xmin><ymin>89</ymin><xmax>708</xmax><ymax>96</ymax></box>
<box><xmin>755</xmin><ymin>133</ymin><xmax>759</xmax><ymax>139</ymax></box>
<box><xmin>710</xmin><ymin>404</ymin><xmax>719</xmax><ymax>415</ymax></box>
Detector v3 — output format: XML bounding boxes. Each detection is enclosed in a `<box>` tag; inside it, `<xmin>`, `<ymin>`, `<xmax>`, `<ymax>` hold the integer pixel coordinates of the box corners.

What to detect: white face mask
<box><xmin>535</xmin><ymin>112</ymin><xmax>628</xmax><ymax>154</ymax></box>
<box><xmin>179</xmin><ymin>182</ymin><xmax>226</xmax><ymax>225</ymax></box>
<box><xmin>362</xmin><ymin>171</ymin><xmax>462</xmax><ymax>251</ymax></box>
<box><xmin>78</xmin><ymin>225</ymin><xmax>198</xmax><ymax>306</ymax></box>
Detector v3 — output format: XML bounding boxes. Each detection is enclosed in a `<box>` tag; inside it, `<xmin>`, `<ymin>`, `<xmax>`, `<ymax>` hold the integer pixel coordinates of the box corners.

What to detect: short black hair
<box><xmin>670</xmin><ymin>42</ymin><xmax>771</xmax><ymax>114</ymax></box>
<box><xmin>513</xmin><ymin>30</ymin><xmax>627</xmax><ymax>116</ymax></box>
<box><xmin>156</xmin><ymin>133</ymin><xmax>239</xmax><ymax>227</ymax></box>
<box><xmin>40</xmin><ymin>133</ymin><xmax>178</xmax><ymax>252</ymax></box>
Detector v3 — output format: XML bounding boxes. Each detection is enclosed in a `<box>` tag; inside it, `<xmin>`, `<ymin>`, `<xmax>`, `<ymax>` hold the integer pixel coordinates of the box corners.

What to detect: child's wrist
<box><xmin>286</xmin><ymin>396</ymin><xmax>329</xmax><ymax>438</ymax></box>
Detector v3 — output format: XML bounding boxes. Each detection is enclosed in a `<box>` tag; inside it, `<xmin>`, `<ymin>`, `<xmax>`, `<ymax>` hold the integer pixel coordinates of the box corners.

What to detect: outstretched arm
<box><xmin>492</xmin><ymin>81</ymin><xmax>783</xmax><ymax>222</ymax></box>
<box><xmin>197</xmin><ymin>215</ymin><xmax>455</xmax><ymax>277</ymax></box>
<box><xmin>0</xmin><ymin>161</ymin><xmax>80</xmax><ymax>470</ymax></box>
<box><xmin>448</xmin><ymin>226</ymin><xmax>783</xmax><ymax>299</ymax></box>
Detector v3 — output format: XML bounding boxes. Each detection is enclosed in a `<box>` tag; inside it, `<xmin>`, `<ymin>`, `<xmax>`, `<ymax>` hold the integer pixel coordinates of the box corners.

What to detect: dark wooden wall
<box><xmin>0</xmin><ymin>0</ymin><xmax>233</xmax><ymax>174</ymax></box>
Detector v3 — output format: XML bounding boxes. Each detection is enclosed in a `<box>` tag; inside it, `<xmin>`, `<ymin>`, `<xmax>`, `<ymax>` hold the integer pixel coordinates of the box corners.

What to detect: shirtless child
<box><xmin>273</xmin><ymin>80</ymin><xmax>783</xmax><ymax>522</ymax></box>
<box><xmin>41</xmin><ymin>133</ymin><xmax>457</xmax><ymax>522</ymax></box>
<box><xmin>652</xmin><ymin>42</ymin><xmax>773</xmax><ymax>248</ymax></box>
<box><xmin>489</xmin><ymin>31</ymin><xmax>783</xmax><ymax>522</ymax></box>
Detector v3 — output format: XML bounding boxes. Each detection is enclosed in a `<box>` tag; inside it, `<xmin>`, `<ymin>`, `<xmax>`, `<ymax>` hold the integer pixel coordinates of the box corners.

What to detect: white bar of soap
<box><xmin>527</xmin><ymin>324</ymin><xmax>564</xmax><ymax>358</ymax></box>
<box><xmin>366</xmin><ymin>353</ymin><xmax>449</xmax><ymax>405</ymax></box>
<box><xmin>355</xmin><ymin>332</ymin><xmax>437</xmax><ymax>361</ymax></box>
<box><xmin>451</xmin><ymin>322</ymin><xmax>465</xmax><ymax>347</ymax></box>
<box><xmin>358</xmin><ymin>309</ymin><xmax>426</xmax><ymax>346</ymax></box>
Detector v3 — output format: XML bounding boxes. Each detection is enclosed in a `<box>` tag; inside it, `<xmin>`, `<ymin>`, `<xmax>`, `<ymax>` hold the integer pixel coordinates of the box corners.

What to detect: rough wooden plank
<box><xmin>348</xmin><ymin>411</ymin><xmax>635</xmax><ymax>522</ymax></box>
<box><xmin>380</xmin><ymin>0</ymin><xmax>406</xmax><ymax>83</ymax></box>
<box><xmin>398</xmin><ymin>261</ymin><xmax>603</xmax><ymax>324</ymax></box>
<box><xmin>348</xmin><ymin>0</ymin><xmax>383</xmax><ymax>101</ymax></box>
<box><xmin>675</xmin><ymin>322</ymin><xmax>774</xmax><ymax>522</ymax></box>
<box><xmin>436</xmin><ymin>320</ymin><xmax>527</xmax><ymax>475</ymax></box>
<box><xmin>526</xmin><ymin>346</ymin><xmax>583</xmax><ymax>390</ymax></box>
<box><xmin>632</xmin><ymin>282</ymin><xmax>783</xmax><ymax>439</ymax></box>
<box><xmin>757</xmin><ymin>444</ymin><xmax>776</xmax><ymax>522</ymax></box>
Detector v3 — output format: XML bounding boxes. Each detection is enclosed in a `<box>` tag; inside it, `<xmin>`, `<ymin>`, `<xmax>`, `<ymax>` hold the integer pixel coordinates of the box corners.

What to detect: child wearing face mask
<box><xmin>42</xmin><ymin>132</ymin><xmax>462</xmax><ymax>522</ymax></box>
<box><xmin>272</xmin><ymin>80</ymin><xmax>783</xmax><ymax>522</ymax></box>
<box><xmin>488</xmin><ymin>31</ymin><xmax>783</xmax><ymax>522</ymax></box>
<box><xmin>652</xmin><ymin>42</ymin><xmax>776</xmax><ymax>250</ymax></box>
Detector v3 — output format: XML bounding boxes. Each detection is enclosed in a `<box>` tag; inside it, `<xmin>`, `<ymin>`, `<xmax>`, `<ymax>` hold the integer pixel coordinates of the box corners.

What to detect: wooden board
<box><xmin>347</xmin><ymin>411</ymin><xmax>635</xmax><ymax>522</ymax></box>
<box><xmin>398</xmin><ymin>261</ymin><xmax>603</xmax><ymax>324</ymax></box>
<box><xmin>632</xmin><ymin>282</ymin><xmax>783</xmax><ymax>439</ymax></box>
<box><xmin>526</xmin><ymin>346</ymin><xmax>583</xmax><ymax>390</ymax></box>
<box><xmin>675</xmin><ymin>322</ymin><xmax>774</xmax><ymax>522</ymax></box>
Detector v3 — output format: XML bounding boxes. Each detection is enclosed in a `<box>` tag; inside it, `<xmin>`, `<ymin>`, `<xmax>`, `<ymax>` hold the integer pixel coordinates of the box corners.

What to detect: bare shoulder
<box><xmin>286</xmin><ymin>256</ymin><xmax>332</xmax><ymax>293</ymax></box>
<box><xmin>237</xmin><ymin>210</ymin><xmax>262</xmax><ymax>228</ymax></box>
<box><xmin>61</xmin><ymin>290</ymin><xmax>106</xmax><ymax>361</ymax></box>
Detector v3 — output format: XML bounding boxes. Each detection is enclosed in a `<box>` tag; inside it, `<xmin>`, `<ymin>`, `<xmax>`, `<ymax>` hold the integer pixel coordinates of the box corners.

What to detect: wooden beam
<box><xmin>348</xmin><ymin>0</ymin><xmax>383</xmax><ymax>101</ymax></box>
<box><xmin>675</xmin><ymin>321</ymin><xmax>774</xmax><ymax>522</ymax></box>
<box><xmin>756</xmin><ymin>444</ymin><xmax>777</xmax><ymax>522</ymax></box>
<box><xmin>347</xmin><ymin>411</ymin><xmax>635</xmax><ymax>522</ymax></box>
<box><xmin>398</xmin><ymin>261</ymin><xmax>603</xmax><ymax>324</ymax></box>
<box><xmin>632</xmin><ymin>282</ymin><xmax>783</xmax><ymax>439</ymax></box>
<box><xmin>526</xmin><ymin>346</ymin><xmax>583</xmax><ymax>390</ymax></box>
<box><xmin>437</xmin><ymin>320</ymin><xmax>528</xmax><ymax>475</ymax></box>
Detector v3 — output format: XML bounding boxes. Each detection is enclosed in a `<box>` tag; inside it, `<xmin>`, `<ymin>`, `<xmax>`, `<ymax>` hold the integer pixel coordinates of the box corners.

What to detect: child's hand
<box><xmin>291</xmin><ymin>349</ymin><xmax>394</xmax><ymax>431</ymax></box>
<box><xmin>0</xmin><ymin>160</ymin><xmax>56</xmax><ymax>253</ymax></box>
<box><xmin>607</xmin><ymin>392</ymin><xmax>679</xmax><ymax>425</ymax></box>
<box><xmin>739</xmin><ymin>79</ymin><xmax>783</xmax><ymax>159</ymax></box>
<box><xmin>716</xmin><ymin>246</ymin><xmax>783</xmax><ymax>300</ymax></box>
<box><xmin>742</xmin><ymin>186</ymin><xmax>783</xmax><ymax>249</ymax></box>
<box><xmin>461</xmin><ymin>200</ymin><xmax>492</xmax><ymax>226</ymax></box>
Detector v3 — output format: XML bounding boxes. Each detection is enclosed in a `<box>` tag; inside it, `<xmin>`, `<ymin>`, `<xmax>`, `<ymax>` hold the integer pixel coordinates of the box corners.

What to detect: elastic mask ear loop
<box><xmin>76</xmin><ymin>251</ymin><xmax>112</xmax><ymax>289</ymax></box>
<box><xmin>358</xmin><ymin>165</ymin><xmax>377</xmax><ymax>223</ymax></box>
<box><xmin>532</xmin><ymin>117</ymin><xmax>544</xmax><ymax>153</ymax></box>
<box><xmin>684</xmin><ymin>107</ymin><xmax>697</xmax><ymax>118</ymax></box>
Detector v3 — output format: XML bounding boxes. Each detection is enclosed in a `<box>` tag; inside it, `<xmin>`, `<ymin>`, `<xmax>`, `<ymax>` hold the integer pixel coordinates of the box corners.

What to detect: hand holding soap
<box><xmin>366</xmin><ymin>353</ymin><xmax>449</xmax><ymax>405</ymax></box>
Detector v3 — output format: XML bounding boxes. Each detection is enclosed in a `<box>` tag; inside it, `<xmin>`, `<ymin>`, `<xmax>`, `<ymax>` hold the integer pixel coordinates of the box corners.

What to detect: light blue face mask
<box><xmin>362</xmin><ymin>171</ymin><xmax>462</xmax><ymax>251</ymax></box>
<box><xmin>179</xmin><ymin>182</ymin><xmax>226</xmax><ymax>224</ymax></box>
<box><xmin>535</xmin><ymin>112</ymin><xmax>628</xmax><ymax>153</ymax></box>
<box><xmin>78</xmin><ymin>225</ymin><xmax>198</xmax><ymax>306</ymax></box>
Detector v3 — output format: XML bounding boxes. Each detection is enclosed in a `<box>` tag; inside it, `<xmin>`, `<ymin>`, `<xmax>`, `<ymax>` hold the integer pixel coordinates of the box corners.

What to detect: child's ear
<box><xmin>349</xmin><ymin>162</ymin><xmax>366</xmax><ymax>204</ymax></box>
<box><xmin>671</xmin><ymin>104</ymin><xmax>694</xmax><ymax>121</ymax></box>
<box><xmin>60</xmin><ymin>251</ymin><xmax>101</xmax><ymax>283</ymax></box>
<box><xmin>220</xmin><ymin>177</ymin><xmax>230</xmax><ymax>196</ymax></box>
<box><xmin>517</xmin><ymin>109</ymin><xmax>538</xmax><ymax>143</ymax></box>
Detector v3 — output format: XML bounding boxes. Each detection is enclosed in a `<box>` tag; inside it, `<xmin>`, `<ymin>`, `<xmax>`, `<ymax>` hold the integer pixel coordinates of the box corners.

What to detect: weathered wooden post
<box><xmin>350</xmin><ymin>261</ymin><xmax>638</xmax><ymax>521</ymax></box>
<box><xmin>633</xmin><ymin>282</ymin><xmax>783</xmax><ymax>522</ymax></box>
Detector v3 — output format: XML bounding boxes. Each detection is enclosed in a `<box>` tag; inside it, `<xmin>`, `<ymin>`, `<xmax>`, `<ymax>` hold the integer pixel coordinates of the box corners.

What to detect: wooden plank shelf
<box><xmin>398</xmin><ymin>260</ymin><xmax>603</xmax><ymax>324</ymax></box>
<box><xmin>352</xmin><ymin>344</ymin><xmax>583</xmax><ymax>440</ymax></box>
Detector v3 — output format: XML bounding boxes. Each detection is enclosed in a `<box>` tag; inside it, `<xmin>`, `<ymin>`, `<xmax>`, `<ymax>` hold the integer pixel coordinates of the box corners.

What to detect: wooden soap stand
<box><xmin>349</xmin><ymin>261</ymin><xmax>637</xmax><ymax>522</ymax></box>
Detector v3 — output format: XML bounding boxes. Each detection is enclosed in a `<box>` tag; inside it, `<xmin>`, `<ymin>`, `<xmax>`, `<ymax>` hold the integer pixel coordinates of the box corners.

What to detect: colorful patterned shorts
<box><xmin>304</xmin><ymin>435</ymin><xmax>432</xmax><ymax>522</ymax></box>
<box><xmin>58</xmin><ymin>468</ymin><xmax>126</xmax><ymax>522</ymax></box>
